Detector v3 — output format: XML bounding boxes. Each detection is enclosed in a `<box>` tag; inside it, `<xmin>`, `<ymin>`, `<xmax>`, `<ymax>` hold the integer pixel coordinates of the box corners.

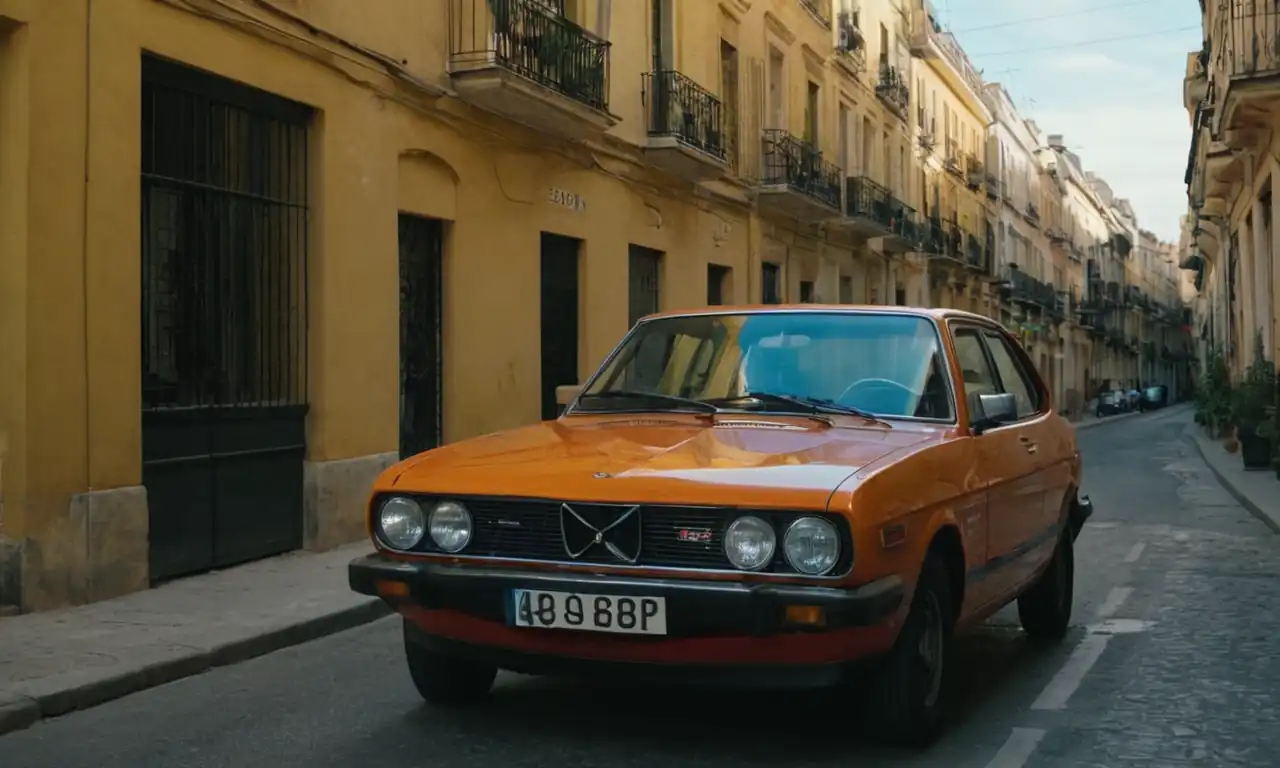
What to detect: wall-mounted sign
<box><xmin>548</xmin><ymin>187</ymin><xmax>586</xmax><ymax>212</ymax></box>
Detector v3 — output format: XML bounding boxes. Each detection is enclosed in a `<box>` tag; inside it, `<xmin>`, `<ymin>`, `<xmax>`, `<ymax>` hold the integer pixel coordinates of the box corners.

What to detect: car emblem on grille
<box><xmin>560</xmin><ymin>503</ymin><xmax>641</xmax><ymax>564</ymax></box>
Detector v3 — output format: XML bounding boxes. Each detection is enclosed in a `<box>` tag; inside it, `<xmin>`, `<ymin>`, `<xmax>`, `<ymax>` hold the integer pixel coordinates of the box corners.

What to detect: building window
<box><xmin>800</xmin><ymin>280</ymin><xmax>815</xmax><ymax>303</ymax></box>
<box><xmin>762</xmin><ymin>262</ymin><xmax>781</xmax><ymax>303</ymax></box>
<box><xmin>707</xmin><ymin>263</ymin><xmax>731</xmax><ymax>305</ymax></box>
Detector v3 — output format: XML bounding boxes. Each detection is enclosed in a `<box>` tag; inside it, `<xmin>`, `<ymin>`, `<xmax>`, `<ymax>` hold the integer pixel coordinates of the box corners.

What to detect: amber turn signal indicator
<box><xmin>783</xmin><ymin>605</ymin><xmax>826</xmax><ymax>627</ymax></box>
<box><xmin>376</xmin><ymin>579</ymin><xmax>409</xmax><ymax>598</ymax></box>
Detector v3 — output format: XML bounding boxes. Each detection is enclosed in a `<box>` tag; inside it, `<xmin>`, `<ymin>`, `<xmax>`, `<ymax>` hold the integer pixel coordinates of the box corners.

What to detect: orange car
<box><xmin>349</xmin><ymin>305</ymin><xmax>1092</xmax><ymax>745</ymax></box>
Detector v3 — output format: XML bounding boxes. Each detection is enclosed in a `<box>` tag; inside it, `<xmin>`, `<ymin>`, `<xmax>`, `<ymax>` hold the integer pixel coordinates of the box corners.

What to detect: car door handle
<box><xmin>1019</xmin><ymin>435</ymin><xmax>1037</xmax><ymax>453</ymax></box>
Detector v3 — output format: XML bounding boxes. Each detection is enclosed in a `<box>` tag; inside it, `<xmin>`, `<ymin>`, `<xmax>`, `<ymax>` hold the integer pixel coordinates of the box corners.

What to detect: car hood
<box><xmin>387</xmin><ymin>416</ymin><xmax>936</xmax><ymax>508</ymax></box>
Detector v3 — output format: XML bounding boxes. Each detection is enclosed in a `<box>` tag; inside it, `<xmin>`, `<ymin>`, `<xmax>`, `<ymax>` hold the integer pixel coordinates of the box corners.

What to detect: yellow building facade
<box><xmin>0</xmin><ymin>0</ymin><xmax>1196</xmax><ymax>612</ymax></box>
<box><xmin>1184</xmin><ymin>3</ymin><xmax>1279</xmax><ymax>376</ymax></box>
<box><xmin>906</xmin><ymin>0</ymin><xmax>995</xmax><ymax>317</ymax></box>
<box><xmin>0</xmin><ymin>0</ymin><xmax>939</xmax><ymax>612</ymax></box>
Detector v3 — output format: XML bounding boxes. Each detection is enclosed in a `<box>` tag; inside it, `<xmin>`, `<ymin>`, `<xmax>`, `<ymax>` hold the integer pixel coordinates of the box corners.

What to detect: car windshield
<box><xmin>576</xmin><ymin>311</ymin><xmax>954</xmax><ymax>421</ymax></box>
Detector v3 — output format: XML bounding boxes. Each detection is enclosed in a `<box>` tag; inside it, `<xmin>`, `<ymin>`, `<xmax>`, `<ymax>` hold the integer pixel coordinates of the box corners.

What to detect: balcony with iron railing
<box><xmin>758</xmin><ymin>129</ymin><xmax>842</xmax><ymax>219</ymax></box>
<box><xmin>836</xmin><ymin>11</ymin><xmax>867</xmax><ymax>75</ymax></box>
<box><xmin>1208</xmin><ymin>2</ymin><xmax>1280</xmax><ymax>140</ymax></box>
<box><xmin>924</xmin><ymin>219</ymin><xmax>967</xmax><ymax>265</ymax></box>
<box><xmin>843</xmin><ymin>176</ymin><xmax>920</xmax><ymax>252</ymax></box>
<box><xmin>944</xmin><ymin>139</ymin><xmax>962</xmax><ymax>178</ymax></box>
<box><xmin>907</xmin><ymin>1</ymin><xmax>988</xmax><ymax>119</ymax></box>
<box><xmin>1184</xmin><ymin>46</ymin><xmax>1209</xmax><ymax>114</ymax></box>
<box><xmin>876</xmin><ymin>62</ymin><xmax>911</xmax><ymax>122</ymax></box>
<box><xmin>641</xmin><ymin>70</ymin><xmax>728</xmax><ymax>181</ymax></box>
<box><xmin>1023</xmin><ymin>201</ymin><xmax>1040</xmax><ymax>227</ymax></box>
<box><xmin>965</xmin><ymin>154</ymin><xmax>984</xmax><ymax>190</ymax></box>
<box><xmin>985</xmin><ymin>170</ymin><xmax>1000</xmax><ymax>199</ymax></box>
<box><xmin>801</xmin><ymin>0</ymin><xmax>833</xmax><ymax>27</ymax></box>
<box><xmin>448</xmin><ymin>0</ymin><xmax>614</xmax><ymax>136</ymax></box>
<box><xmin>965</xmin><ymin>233</ymin><xmax>985</xmax><ymax>271</ymax></box>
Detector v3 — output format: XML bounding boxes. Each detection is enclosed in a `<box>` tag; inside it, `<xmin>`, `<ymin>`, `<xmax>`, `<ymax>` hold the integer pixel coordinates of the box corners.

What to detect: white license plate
<box><xmin>510</xmin><ymin>589</ymin><xmax>667</xmax><ymax>635</ymax></box>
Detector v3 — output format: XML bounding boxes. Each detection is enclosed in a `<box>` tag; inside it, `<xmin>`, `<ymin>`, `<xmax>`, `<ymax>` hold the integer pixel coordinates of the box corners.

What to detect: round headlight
<box><xmin>723</xmin><ymin>516</ymin><xmax>776</xmax><ymax>571</ymax></box>
<box><xmin>377</xmin><ymin>496</ymin><xmax>426</xmax><ymax>550</ymax></box>
<box><xmin>783</xmin><ymin>517</ymin><xmax>841</xmax><ymax>575</ymax></box>
<box><xmin>428</xmin><ymin>500</ymin><xmax>473</xmax><ymax>553</ymax></box>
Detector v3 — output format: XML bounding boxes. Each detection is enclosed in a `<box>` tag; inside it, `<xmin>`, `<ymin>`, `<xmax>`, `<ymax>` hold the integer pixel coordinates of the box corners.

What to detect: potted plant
<box><xmin>1235</xmin><ymin>331</ymin><xmax>1276</xmax><ymax>470</ymax></box>
<box><xmin>1197</xmin><ymin>344</ymin><xmax>1233</xmax><ymax>438</ymax></box>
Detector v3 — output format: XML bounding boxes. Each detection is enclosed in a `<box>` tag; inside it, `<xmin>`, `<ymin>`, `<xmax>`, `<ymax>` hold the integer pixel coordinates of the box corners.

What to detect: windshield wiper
<box><xmin>576</xmin><ymin>390</ymin><xmax>721</xmax><ymax>414</ymax></box>
<box><xmin>742</xmin><ymin>392</ymin><xmax>890</xmax><ymax>425</ymax></box>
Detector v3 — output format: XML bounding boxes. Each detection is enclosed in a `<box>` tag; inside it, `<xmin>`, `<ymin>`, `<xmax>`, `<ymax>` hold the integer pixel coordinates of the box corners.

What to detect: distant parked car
<box><xmin>1139</xmin><ymin>385</ymin><xmax>1168</xmax><ymax>411</ymax></box>
<box><xmin>1096</xmin><ymin>390</ymin><xmax>1124</xmax><ymax>417</ymax></box>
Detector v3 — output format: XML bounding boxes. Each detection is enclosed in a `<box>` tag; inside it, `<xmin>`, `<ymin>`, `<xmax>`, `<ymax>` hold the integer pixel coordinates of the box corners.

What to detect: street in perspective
<box><xmin>4</xmin><ymin>406</ymin><xmax>1279</xmax><ymax>768</ymax></box>
<box><xmin>2</xmin><ymin>0</ymin><xmax>1277</xmax><ymax>767</ymax></box>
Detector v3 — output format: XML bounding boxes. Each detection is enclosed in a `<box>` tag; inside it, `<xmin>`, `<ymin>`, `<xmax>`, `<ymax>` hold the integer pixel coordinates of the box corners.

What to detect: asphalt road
<box><xmin>5</xmin><ymin>406</ymin><xmax>1279</xmax><ymax>768</ymax></box>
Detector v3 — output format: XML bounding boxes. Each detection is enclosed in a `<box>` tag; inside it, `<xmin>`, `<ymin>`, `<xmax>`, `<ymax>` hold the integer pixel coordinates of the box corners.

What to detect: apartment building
<box><xmin>1183</xmin><ymin>1</ymin><xmax>1279</xmax><ymax>376</ymax></box>
<box><xmin>0</xmin><ymin>0</ymin><xmax>947</xmax><ymax>613</ymax></box>
<box><xmin>0</xmin><ymin>0</ymin><xmax>1197</xmax><ymax>613</ymax></box>
<box><xmin>906</xmin><ymin>0</ymin><xmax>997</xmax><ymax>315</ymax></box>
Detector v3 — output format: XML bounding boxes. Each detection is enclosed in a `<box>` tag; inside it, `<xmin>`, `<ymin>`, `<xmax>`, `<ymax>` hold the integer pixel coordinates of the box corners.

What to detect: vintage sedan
<box><xmin>349</xmin><ymin>305</ymin><xmax>1092</xmax><ymax>745</ymax></box>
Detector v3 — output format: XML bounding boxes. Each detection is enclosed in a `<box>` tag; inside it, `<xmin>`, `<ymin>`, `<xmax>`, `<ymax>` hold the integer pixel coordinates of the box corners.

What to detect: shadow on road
<box><xmin>375</xmin><ymin>621</ymin><xmax>1056</xmax><ymax>764</ymax></box>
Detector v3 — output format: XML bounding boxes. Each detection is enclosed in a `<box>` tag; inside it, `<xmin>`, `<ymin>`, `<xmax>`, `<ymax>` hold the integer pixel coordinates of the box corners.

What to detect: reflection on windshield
<box><xmin>577</xmin><ymin>312</ymin><xmax>954</xmax><ymax>421</ymax></box>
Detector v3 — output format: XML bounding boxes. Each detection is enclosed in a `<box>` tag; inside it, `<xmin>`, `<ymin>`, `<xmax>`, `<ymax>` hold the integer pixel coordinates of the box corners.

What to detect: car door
<box><xmin>949</xmin><ymin>325</ymin><xmax>1042</xmax><ymax>609</ymax></box>
<box><xmin>980</xmin><ymin>329</ymin><xmax>1057</xmax><ymax>589</ymax></box>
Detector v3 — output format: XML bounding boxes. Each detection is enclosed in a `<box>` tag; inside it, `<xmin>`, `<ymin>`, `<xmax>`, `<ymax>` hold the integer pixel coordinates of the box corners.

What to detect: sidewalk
<box><xmin>1187</xmin><ymin>419</ymin><xmax>1280</xmax><ymax>534</ymax></box>
<box><xmin>0</xmin><ymin>541</ymin><xmax>387</xmax><ymax>736</ymax></box>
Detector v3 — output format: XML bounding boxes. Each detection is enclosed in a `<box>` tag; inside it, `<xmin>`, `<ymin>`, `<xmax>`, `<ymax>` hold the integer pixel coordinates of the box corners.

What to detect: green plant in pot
<box><xmin>1236</xmin><ymin>331</ymin><xmax>1276</xmax><ymax>470</ymax></box>
<box><xmin>1197</xmin><ymin>344</ymin><xmax>1232</xmax><ymax>438</ymax></box>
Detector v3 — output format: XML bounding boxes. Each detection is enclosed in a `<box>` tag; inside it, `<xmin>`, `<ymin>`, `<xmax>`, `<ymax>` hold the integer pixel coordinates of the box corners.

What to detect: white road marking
<box><xmin>984</xmin><ymin>727</ymin><xmax>1048</xmax><ymax>768</ymax></box>
<box><xmin>1096</xmin><ymin>586</ymin><xmax>1133</xmax><ymax>619</ymax></box>
<box><xmin>1124</xmin><ymin>541</ymin><xmax>1146</xmax><ymax>562</ymax></box>
<box><xmin>1030</xmin><ymin>634</ymin><xmax>1110</xmax><ymax>710</ymax></box>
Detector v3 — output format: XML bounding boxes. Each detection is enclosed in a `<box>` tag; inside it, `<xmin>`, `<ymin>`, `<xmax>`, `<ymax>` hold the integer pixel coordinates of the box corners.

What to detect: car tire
<box><xmin>866</xmin><ymin>553</ymin><xmax>953</xmax><ymax>747</ymax></box>
<box><xmin>403</xmin><ymin>620</ymin><xmax>497</xmax><ymax>707</ymax></box>
<box><xmin>1016</xmin><ymin>529</ymin><xmax>1074</xmax><ymax>643</ymax></box>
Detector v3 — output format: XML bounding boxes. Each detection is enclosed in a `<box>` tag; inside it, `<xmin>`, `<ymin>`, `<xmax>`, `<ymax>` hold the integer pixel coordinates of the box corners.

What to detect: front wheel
<box><xmin>403</xmin><ymin>620</ymin><xmax>497</xmax><ymax>707</ymax></box>
<box><xmin>1017</xmin><ymin>529</ymin><xmax>1074</xmax><ymax>643</ymax></box>
<box><xmin>866</xmin><ymin>553</ymin><xmax>954</xmax><ymax>747</ymax></box>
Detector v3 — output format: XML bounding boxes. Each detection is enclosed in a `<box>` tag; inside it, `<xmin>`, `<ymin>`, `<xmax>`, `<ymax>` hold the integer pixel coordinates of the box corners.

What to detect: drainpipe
<box><xmin>81</xmin><ymin>0</ymin><xmax>94</xmax><ymax>492</ymax></box>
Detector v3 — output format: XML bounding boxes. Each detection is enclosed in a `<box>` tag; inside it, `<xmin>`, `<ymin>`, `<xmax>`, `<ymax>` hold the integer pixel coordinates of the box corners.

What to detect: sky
<box><xmin>931</xmin><ymin>0</ymin><xmax>1203</xmax><ymax>243</ymax></box>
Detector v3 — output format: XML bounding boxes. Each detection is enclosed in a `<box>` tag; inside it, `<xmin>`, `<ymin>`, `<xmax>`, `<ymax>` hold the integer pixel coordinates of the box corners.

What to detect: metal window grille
<box><xmin>141</xmin><ymin>56</ymin><xmax>310</xmax><ymax>410</ymax></box>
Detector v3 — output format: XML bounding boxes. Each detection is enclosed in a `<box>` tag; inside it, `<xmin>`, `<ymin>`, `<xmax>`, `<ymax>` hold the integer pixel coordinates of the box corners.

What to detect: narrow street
<box><xmin>4</xmin><ymin>407</ymin><xmax>1277</xmax><ymax>768</ymax></box>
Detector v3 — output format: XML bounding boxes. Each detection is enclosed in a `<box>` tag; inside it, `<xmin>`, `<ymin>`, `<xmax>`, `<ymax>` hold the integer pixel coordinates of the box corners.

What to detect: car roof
<box><xmin>639</xmin><ymin>304</ymin><xmax>997</xmax><ymax>325</ymax></box>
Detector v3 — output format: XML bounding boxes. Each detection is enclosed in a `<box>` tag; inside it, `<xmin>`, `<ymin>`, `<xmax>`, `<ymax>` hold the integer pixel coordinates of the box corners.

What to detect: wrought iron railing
<box><xmin>1212</xmin><ymin>1</ymin><xmax>1280</xmax><ymax>84</ymax></box>
<box><xmin>876</xmin><ymin>62</ymin><xmax>910</xmax><ymax>120</ymax></box>
<box><xmin>642</xmin><ymin>70</ymin><xmax>726</xmax><ymax>160</ymax></box>
<box><xmin>836</xmin><ymin>11</ymin><xmax>866</xmax><ymax>73</ymax></box>
<box><xmin>966</xmin><ymin>155</ymin><xmax>985</xmax><ymax>188</ymax></box>
<box><xmin>761</xmin><ymin>129</ymin><xmax>842</xmax><ymax>209</ymax></box>
<box><xmin>800</xmin><ymin>0</ymin><xmax>832</xmax><ymax>26</ymax></box>
<box><xmin>846</xmin><ymin>176</ymin><xmax>919</xmax><ymax>242</ymax></box>
<box><xmin>966</xmin><ymin>234</ymin><xmax>984</xmax><ymax>269</ymax></box>
<box><xmin>449</xmin><ymin>0</ymin><xmax>611</xmax><ymax>111</ymax></box>
<box><xmin>1024</xmin><ymin>201</ymin><xmax>1040</xmax><ymax>225</ymax></box>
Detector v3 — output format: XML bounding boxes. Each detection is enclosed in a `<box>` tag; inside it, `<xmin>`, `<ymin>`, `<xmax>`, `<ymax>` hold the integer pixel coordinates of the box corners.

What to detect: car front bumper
<box><xmin>349</xmin><ymin>554</ymin><xmax>906</xmax><ymax>684</ymax></box>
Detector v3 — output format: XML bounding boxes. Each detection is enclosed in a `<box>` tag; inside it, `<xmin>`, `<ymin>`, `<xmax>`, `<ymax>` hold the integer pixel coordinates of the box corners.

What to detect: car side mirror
<box><xmin>555</xmin><ymin>384</ymin><xmax>583</xmax><ymax>406</ymax></box>
<box><xmin>970</xmin><ymin>392</ymin><xmax>1018</xmax><ymax>434</ymax></box>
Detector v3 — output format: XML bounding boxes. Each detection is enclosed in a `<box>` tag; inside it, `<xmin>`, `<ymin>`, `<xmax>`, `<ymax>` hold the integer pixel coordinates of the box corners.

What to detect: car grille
<box><xmin>380</xmin><ymin>494</ymin><xmax>853</xmax><ymax>576</ymax></box>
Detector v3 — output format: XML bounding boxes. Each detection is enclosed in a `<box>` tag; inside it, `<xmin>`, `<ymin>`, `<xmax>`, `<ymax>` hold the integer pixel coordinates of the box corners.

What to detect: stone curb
<box><xmin>0</xmin><ymin>598</ymin><xmax>392</xmax><ymax>737</ymax></box>
<box><xmin>1186</xmin><ymin>425</ymin><xmax>1280</xmax><ymax>536</ymax></box>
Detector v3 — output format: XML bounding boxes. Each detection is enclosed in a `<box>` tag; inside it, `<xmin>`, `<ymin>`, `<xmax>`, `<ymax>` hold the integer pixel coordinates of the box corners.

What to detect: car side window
<box><xmin>982</xmin><ymin>332</ymin><xmax>1040</xmax><ymax>419</ymax></box>
<box><xmin>951</xmin><ymin>329</ymin><xmax>999</xmax><ymax>403</ymax></box>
